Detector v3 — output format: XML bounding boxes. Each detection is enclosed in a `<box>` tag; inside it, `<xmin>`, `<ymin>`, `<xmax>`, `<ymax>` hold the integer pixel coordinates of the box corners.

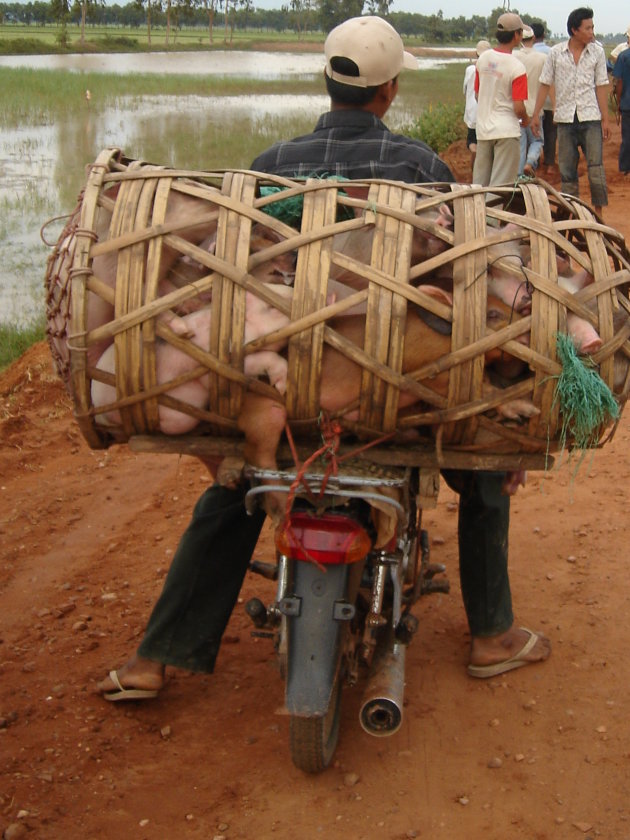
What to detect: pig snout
<box><xmin>567</xmin><ymin>313</ymin><xmax>603</xmax><ymax>354</ymax></box>
<box><xmin>487</xmin><ymin>268</ymin><xmax>532</xmax><ymax>314</ymax></box>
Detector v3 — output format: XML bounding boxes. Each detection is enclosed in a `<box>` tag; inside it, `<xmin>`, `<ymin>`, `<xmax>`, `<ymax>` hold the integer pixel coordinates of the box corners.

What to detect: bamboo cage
<box><xmin>44</xmin><ymin>147</ymin><xmax>630</xmax><ymax>470</ymax></box>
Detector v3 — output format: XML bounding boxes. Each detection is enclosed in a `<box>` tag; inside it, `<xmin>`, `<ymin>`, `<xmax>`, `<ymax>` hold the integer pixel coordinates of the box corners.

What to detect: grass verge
<box><xmin>0</xmin><ymin>321</ymin><xmax>47</xmax><ymax>373</ymax></box>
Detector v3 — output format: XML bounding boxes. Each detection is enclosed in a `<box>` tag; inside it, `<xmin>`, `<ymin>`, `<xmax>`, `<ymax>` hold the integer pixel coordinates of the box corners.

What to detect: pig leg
<box><xmin>502</xmin><ymin>470</ymin><xmax>527</xmax><ymax>495</ymax></box>
<box><xmin>244</xmin><ymin>351</ymin><xmax>288</xmax><ymax>394</ymax></box>
<box><xmin>482</xmin><ymin>381</ymin><xmax>540</xmax><ymax>422</ymax></box>
<box><xmin>237</xmin><ymin>393</ymin><xmax>288</xmax><ymax>524</ymax></box>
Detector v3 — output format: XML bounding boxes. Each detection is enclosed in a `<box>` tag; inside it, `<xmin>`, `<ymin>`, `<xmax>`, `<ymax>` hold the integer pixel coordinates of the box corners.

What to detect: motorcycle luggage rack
<box><xmin>243</xmin><ymin>465</ymin><xmax>408</xmax><ymax>518</ymax></box>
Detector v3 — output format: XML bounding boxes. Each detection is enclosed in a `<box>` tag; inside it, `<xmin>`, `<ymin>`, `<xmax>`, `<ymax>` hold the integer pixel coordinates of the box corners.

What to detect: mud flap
<box><xmin>285</xmin><ymin>562</ymin><xmax>350</xmax><ymax>717</ymax></box>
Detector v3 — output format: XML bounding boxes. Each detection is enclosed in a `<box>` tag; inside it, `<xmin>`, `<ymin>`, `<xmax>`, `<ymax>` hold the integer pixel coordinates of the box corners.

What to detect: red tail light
<box><xmin>275</xmin><ymin>511</ymin><xmax>372</xmax><ymax>565</ymax></box>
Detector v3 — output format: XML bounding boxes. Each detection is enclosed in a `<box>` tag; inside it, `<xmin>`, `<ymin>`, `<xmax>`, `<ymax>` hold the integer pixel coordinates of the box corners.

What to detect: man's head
<box><xmin>476</xmin><ymin>39</ymin><xmax>491</xmax><ymax>56</ymax></box>
<box><xmin>324</xmin><ymin>16</ymin><xmax>417</xmax><ymax>107</ymax></box>
<box><xmin>626</xmin><ymin>24</ymin><xmax>630</xmax><ymax>43</ymax></box>
<box><xmin>522</xmin><ymin>25</ymin><xmax>535</xmax><ymax>45</ymax></box>
<box><xmin>531</xmin><ymin>21</ymin><xmax>546</xmax><ymax>41</ymax></box>
<box><xmin>496</xmin><ymin>12</ymin><xmax>524</xmax><ymax>45</ymax></box>
<box><xmin>567</xmin><ymin>7</ymin><xmax>594</xmax><ymax>40</ymax></box>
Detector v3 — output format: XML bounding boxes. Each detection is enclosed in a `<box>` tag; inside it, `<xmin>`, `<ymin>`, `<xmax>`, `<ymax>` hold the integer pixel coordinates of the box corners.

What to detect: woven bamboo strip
<box><xmin>209</xmin><ymin>172</ymin><xmax>256</xmax><ymax>417</ymax></box>
<box><xmin>444</xmin><ymin>184</ymin><xmax>487</xmax><ymax>444</ymax></box>
<box><xmin>142</xmin><ymin>175</ymin><xmax>171</xmax><ymax>431</ymax></box>
<box><xmin>518</xmin><ymin>183</ymin><xmax>558</xmax><ymax>440</ymax></box>
<box><xmin>286</xmin><ymin>179</ymin><xmax>338</xmax><ymax>419</ymax></box>
<box><xmin>111</xmin><ymin>166</ymin><xmax>147</xmax><ymax>436</ymax></box>
<box><xmin>359</xmin><ymin>183</ymin><xmax>414</xmax><ymax>432</ymax></box>
<box><xmin>574</xmin><ymin>203</ymin><xmax>615</xmax><ymax>387</ymax></box>
<box><xmin>69</xmin><ymin>147</ymin><xmax>120</xmax><ymax>449</ymax></box>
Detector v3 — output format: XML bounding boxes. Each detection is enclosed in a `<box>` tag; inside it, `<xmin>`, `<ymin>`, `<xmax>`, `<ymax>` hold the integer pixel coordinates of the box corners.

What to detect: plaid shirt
<box><xmin>250</xmin><ymin>109</ymin><xmax>454</xmax><ymax>184</ymax></box>
<box><xmin>539</xmin><ymin>40</ymin><xmax>609</xmax><ymax>123</ymax></box>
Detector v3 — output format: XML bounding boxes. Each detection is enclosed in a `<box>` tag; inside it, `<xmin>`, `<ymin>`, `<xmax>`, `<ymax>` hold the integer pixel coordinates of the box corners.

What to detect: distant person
<box><xmin>463</xmin><ymin>39</ymin><xmax>491</xmax><ymax>170</ymax></box>
<box><xmin>613</xmin><ymin>42</ymin><xmax>630</xmax><ymax>173</ymax></box>
<box><xmin>517</xmin><ymin>26</ymin><xmax>547</xmax><ymax>176</ymax></box>
<box><xmin>472</xmin><ymin>13</ymin><xmax>529</xmax><ymax>187</ymax></box>
<box><xmin>531</xmin><ymin>7</ymin><xmax>609</xmax><ymax>216</ymax></box>
<box><xmin>531</xmin><ymin>21</ymin><xmax>558</xmax><ymax>172</ymax></box>
<box><xmin>608</xmin><ymin>25</ymin><xmax>630</xmax><ymax>70</ymax></box>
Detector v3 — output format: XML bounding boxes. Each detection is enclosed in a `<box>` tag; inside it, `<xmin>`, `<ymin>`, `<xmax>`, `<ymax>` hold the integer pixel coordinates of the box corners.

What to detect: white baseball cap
<box><xmin>324</xmin><ymin>16</ymin><xmax>418</xmax><ymax>88</ymax></box>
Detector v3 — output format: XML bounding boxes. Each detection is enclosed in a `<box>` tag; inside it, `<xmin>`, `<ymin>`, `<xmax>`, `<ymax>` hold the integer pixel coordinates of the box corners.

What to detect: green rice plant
<box><xmin>0</xmin><ymin>58</ymin><xmax>465</xmax><ymax>361</ymax></box>
<box><xmin>402</xmin><ymin>101</ymin><xmax>466</xmax><ymax>153</ymax></box>
<box><xmin>0</xmin><ymin>67</ymin><xmax>323</xmax><ymax>126</ymax></box>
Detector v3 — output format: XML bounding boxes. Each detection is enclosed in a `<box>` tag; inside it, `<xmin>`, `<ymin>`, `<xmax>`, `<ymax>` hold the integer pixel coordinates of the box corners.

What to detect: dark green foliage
<box><xmin>402</xmin><ymin>102</ymin><xmax>466</xmax><ymax>153</ymax></box>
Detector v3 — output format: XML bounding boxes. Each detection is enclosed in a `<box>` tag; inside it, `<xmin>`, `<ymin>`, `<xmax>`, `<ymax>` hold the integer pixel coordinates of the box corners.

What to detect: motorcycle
<box><xmin>242</xmin><ymin>461</ymin><xmax>449</xmax><ymax>773</ymax></box>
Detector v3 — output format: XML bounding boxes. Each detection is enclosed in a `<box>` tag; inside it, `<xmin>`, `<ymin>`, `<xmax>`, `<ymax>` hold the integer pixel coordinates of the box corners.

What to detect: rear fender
<box><xmin>285</xmin><ymin>561</ymin><xmax>351</xmax><ymax>717</ymax></box>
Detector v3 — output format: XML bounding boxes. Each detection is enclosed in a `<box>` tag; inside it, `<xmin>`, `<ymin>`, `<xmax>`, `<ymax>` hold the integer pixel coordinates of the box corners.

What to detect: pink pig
<box><xmin>91</xmin><ymin>285</ymin><xmax>293</xmax><ymax>434</ymax></box>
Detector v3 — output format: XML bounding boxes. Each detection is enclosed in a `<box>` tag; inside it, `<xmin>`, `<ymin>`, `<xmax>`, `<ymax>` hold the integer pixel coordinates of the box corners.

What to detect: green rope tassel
<box><xmin>552</xmin><ymin>332</ymin><xmax>619</xmax><ymax>452</ymax></box>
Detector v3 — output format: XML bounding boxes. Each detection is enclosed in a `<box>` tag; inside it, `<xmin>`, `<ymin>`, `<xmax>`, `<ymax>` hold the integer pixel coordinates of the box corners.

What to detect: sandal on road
<box><xmin>101</xmin><ymin>669</ymin><xmax>159</xmax><ymax>702</ymax></box>
<box><xmin>467</xmin><ymin>627</ymin><xmax>544</xmax><ymax>679</ymax></box>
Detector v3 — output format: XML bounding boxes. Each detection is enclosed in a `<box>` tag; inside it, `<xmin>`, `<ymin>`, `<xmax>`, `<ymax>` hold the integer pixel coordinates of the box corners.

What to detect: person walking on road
<box><xmin>531</xmin><ymin>21</ymin><xmax>558</xmax><ymax>172</ymax></box>
<box><xmin>613</xmin><ymin>42</ymin><xmax>630</xmax><ymax>174</ymax></box>
<box><xmin>531</xmin><ymin>6</ymin><xmax>609</xmax><ymax>216</ymax></box>
<box><xmin>463</xmin><ymin>39</ymin><xmax>491</xmax><ymax>171</ymax></box>
<box><xmin>517</xmin><ymin>25</ymin><xmax>547</xmax><ymax>176</ymax></box>
<box><xmin>472</xmin><ymin>12</ymin><xmax>529</xmax><ymax>187</ymax></box>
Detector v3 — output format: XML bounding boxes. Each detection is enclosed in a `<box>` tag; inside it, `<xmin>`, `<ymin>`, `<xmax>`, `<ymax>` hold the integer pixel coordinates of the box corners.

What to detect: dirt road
<box><xmin>1</xmin><ymin>128</ymin><xmax>630</xmax><ymax>840</ymax></box>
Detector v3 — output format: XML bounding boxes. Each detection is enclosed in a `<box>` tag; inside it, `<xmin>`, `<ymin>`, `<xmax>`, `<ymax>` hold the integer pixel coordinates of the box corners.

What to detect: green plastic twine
<box><xmin>552</xmin><ymin>332</ymin><xmax>619</xmax><ymax>453</ymax></box>
<box><xmin>260</xmin><ymin>175</ymin><xmax>353</xmax><ymax>228</ymax></box>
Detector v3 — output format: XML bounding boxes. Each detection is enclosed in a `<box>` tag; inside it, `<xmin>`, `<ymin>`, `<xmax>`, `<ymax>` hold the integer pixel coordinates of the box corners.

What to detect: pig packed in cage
<box><xmin>44</xmin><ymin>148</ymin><xmax>630</xmax><ymax>473</ymax></box>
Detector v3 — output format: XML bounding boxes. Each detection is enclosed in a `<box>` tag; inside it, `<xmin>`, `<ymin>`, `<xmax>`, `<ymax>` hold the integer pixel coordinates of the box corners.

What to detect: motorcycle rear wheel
<box><xmin>289</xmin><ymin>672</ymin><xmax>342</xmax><ymax>773</ymax></box>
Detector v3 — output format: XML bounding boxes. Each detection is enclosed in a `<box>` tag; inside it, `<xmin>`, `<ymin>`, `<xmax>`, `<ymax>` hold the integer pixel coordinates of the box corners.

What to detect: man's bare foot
<box><xmin>467</xmin><ymin>625</ymin><xmax>551</xmax><ymax>678</ymax></box>
<box><xmin>96</xmin><ymin>654</ymin><xmax>165</xmax><ymax>697</ymax></box>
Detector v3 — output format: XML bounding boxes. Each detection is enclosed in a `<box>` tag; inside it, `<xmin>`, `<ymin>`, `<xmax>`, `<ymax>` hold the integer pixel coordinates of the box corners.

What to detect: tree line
<box><xmin>0</xmin><ymin>1</ymin><xmax>552</xmax><ymax>43</ymax></box>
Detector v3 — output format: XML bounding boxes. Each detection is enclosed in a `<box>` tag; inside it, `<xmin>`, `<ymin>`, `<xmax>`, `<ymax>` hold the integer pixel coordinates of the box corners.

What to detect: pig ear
<box><xmin>417</xmin><ymin>284</ymin><xmax>453</xmax><ymax>307</ymax></box>
<box><xmin>437</xmin><ymin>203</ymin><xmax>454</xmax><ymax>227</ymax></box>
<box><xmin>250</xmin><ymin>223</ymin><xmax>284</xmax><ymax>245</ymax></box>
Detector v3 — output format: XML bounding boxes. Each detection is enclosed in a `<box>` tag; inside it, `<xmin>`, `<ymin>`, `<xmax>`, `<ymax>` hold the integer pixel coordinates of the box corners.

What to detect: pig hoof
<box><xmin>263</xmin><ymin>492</ymin><xmax>288</xmax><ymax>526</ymax></box>
<box><xmin>216</xmin><ymin>456</ymin><xmax>246</xmax><ymax>488</ymax></box>
<box><xmin>496</xmin><ymin>398</ymin><xmax>540</xmax><ymax>421</ymax></box>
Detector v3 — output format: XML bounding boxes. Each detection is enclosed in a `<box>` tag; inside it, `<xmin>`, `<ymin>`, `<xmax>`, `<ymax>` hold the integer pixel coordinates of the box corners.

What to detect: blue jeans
<box><xmin>620</xmin><ymin>111</ymin><xmax>630</xmax><ymax>173</ymax></box>
<box><xmin>519</xmin><ymin>124</ymin><xmax>544</xmax><ymax>174</ymax></box>
<box><xmin>138</xmin><ymin>472</ymin><xmax>513</xmax><ymax>672</ymax></box>
<box><xmin>557</xmin><ymin>117</ymin><xmax>608</xmax><ymax>207</ymax></box>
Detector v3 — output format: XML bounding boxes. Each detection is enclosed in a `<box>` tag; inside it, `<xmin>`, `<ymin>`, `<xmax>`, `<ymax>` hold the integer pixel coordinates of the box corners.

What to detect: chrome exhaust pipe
<box><xmin>359</xmin><ymin>640</ymin><xmax>405</xmax><ymax>736</ymax></box>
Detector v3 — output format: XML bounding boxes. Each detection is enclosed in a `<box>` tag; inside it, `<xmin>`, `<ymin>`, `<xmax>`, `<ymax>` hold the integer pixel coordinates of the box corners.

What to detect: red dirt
<box><xmin>1</xmin><ymin>126</ymin><xmax>630</xmax><ymax>840</ymax></box>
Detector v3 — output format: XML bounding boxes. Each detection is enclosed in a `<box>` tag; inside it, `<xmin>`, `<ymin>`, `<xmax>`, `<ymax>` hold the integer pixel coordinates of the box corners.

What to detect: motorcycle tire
<box><xmin>289</xmin><ymin>671</ymin><xmax>342</xmax><ymax>773</ymax></box>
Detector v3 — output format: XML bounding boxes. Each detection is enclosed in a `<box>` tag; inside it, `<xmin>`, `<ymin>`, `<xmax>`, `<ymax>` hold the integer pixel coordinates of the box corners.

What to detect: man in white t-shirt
<box><xmin>472</xmin><ymin>12</ymin><xmax>529</xmax><ymax>186</ymax></box>
<box><xmin>609</xmin><ymin>26</ymin><xmax>630</xmax><ymax>68</ymax></box>
<box><xmin>463</xmin><ymin>39</ymin><xmax>491</xmax><ymax>170</ymax></box>
<box><xmin>517</xmin><ymin>26</ymin><xmax>547</xmax><ymax>176</ymax></box>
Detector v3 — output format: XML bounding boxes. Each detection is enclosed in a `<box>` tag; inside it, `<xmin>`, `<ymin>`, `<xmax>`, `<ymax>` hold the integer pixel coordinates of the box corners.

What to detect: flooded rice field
<box><xmin>0</xmin><ymin>51</ymin><xmax>463</xmax><ymax>328</ymax></box>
